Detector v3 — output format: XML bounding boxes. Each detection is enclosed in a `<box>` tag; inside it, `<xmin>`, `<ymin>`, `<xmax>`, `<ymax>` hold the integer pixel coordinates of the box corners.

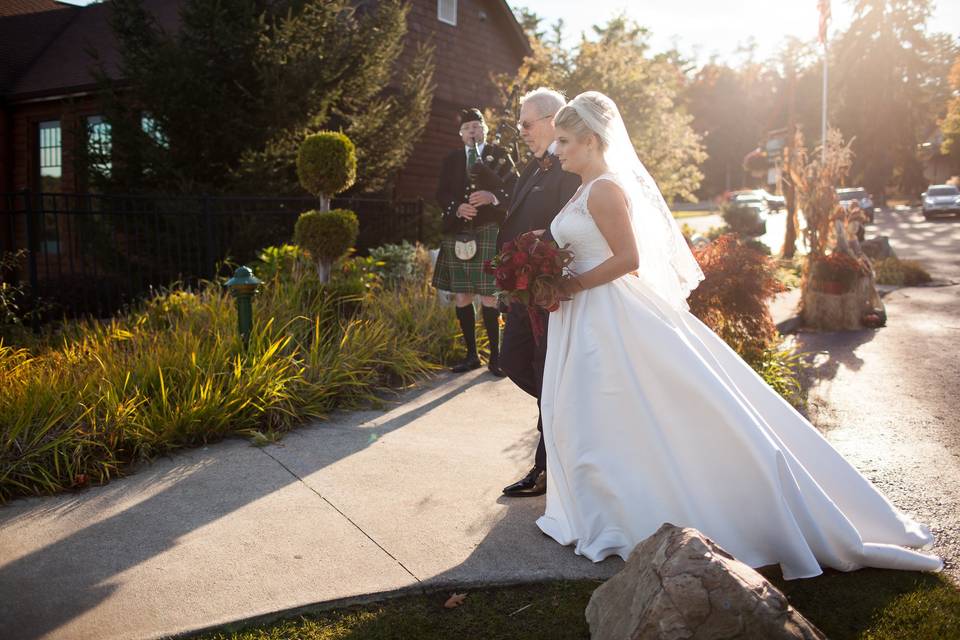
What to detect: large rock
<box><xmin>585</xmin><ymin>523</ymin><xmax>825</xmax><ymax>640</ymax></box>
<box><xmin>861</xmin><ymin>236</ymin><xmax>897</xmax><ymax>260</ymax></box>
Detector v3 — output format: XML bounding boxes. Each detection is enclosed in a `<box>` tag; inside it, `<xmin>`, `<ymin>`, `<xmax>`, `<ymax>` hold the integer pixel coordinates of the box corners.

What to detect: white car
<box><xmin>732</xmin><ymin>190</ymin><xmax>784</xmax><ymax>211</ymax></box>
<box><xmin>922</xmin><ymin>185</ymin><xmax>960</xmax><ymax>220</ymax></box>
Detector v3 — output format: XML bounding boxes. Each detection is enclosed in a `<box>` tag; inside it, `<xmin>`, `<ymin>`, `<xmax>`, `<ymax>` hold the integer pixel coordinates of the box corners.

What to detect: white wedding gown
<box><xmin>536</xmin><ymin>174</ymin><xmax>943</xmax><ymax>580</ymax></box>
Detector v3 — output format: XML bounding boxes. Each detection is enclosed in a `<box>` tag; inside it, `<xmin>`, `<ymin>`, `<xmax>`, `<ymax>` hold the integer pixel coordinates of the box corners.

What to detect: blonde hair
<box><xmin>553</xmin><ymin>103</ymin><xmax>608</xmax><ymax>152</ymax></box>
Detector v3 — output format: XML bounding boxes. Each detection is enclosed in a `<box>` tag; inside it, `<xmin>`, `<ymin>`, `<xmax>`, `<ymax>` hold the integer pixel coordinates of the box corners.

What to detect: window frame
<box><xmin>437</xmin><ymin>0</ymin><xmax>457</xmax><ymax>26</ymax></box>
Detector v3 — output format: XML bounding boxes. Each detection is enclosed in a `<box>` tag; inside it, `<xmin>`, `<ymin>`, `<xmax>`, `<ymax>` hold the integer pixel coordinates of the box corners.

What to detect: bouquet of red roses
<box><xmin>483</xmin><ymin>231</ymin><xmax>575</xmax><ymax>341</ymax></box>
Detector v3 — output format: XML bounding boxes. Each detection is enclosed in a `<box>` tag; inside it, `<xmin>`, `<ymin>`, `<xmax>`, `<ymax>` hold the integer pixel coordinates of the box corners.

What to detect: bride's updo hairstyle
<box><xmin>553</xmin><ymin>91</ymin><xmax>617</xmax><ymax>153</ymax></box>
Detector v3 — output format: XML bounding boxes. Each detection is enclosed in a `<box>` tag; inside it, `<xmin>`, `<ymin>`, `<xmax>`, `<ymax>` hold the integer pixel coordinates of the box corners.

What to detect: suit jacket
<box><xmin>436</xmin><ymin>143</ymin><xmax>516</xmax><ymax>234</ymax></box>
<box><xmin>497</xmin><ymin>152</ymin><xmax>581</xmax><ymax>251</ymax></box>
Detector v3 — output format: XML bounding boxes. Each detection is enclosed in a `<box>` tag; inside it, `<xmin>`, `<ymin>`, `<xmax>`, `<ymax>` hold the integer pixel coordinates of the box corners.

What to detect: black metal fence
<box><xmin>0</xmin><ymin>190</ymin><xmax>424</xmax><ymax>322</ymax></box>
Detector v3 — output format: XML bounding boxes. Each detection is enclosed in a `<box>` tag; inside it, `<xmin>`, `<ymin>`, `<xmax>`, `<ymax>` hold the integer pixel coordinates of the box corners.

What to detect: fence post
<box><xmin>417</xmin><ymin>198</ymin><xmax>424</xmax><ymax>244</ymax></box>
<box><xmin>22</xmin><ymin>189</ymin><xmax>40</xmax><ymax>333</ymax></box>
<box><xmin>203</xmin><ymin>194</ymin><xmax>216</xmax><ymax>280</ymax></box>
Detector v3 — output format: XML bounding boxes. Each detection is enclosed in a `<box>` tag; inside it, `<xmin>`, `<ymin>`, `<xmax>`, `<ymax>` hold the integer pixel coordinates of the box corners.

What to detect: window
<box><xmin>38</xmin><ymin>120</ymin><xmax>62</xmax><ymax>192</ymax></box>
<box><xmin>141</xmin><ymin>112</ymin><xmax>169</xmax><ymax>148</ymax></box>
<box><xmin>87</xmin><ymin>115</ymin><xmax>112</xmax><ymax>179</ymax></box>
<box><xmin>36</xmin><ymin>120</ymin><xmax>62</xmax><ymax>254</ymax></box>
<box><xmin>437</xmin><ymin>0</ymin><xmax>456</xmax><ymax>26</ymax></box>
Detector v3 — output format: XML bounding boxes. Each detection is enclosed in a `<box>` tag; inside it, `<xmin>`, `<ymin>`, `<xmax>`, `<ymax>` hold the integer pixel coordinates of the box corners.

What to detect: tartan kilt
<box><xmin>431</xmin><ymin>222</ymin><xmax>499</xmax><ymax>295</ymax></box>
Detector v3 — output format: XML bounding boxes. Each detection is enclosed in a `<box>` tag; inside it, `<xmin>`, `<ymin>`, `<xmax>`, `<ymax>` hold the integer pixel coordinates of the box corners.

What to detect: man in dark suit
<box><xmin>495</xmin><ymin>88</ymin><xmax>580</xmax><ymax>497</ymax></box>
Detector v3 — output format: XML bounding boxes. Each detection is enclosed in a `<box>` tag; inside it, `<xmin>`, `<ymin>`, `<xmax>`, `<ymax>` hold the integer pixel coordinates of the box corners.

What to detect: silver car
<box><xmin>922</xmin><ymin>185</ymin><xmax>960</xmax><ymax>220</ymax></box>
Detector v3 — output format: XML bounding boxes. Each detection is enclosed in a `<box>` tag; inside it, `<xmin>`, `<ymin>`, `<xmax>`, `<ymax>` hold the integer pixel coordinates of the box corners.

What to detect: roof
<box><xmin>493</xmin><ymin>0</ymin><xmax>532</xmax><ymax>57</ymax></box>
<box><xmin>0</xmin><ymin>4</ymin><xmax>79</xmax><ymax>96</ymax></box>
<box><xmin>1</xmin><ymin>0</ymin><xmax>529</xmax><ymax>102</ymax></box>
<box><xmin>0</xmin><ymin>0</ymin><xmax>72</xmax><ymax>18</ymax></box>
<box><xmin>1</xmin><ymin>0</ymin><xmax>182</xmax><ymax>101</ymax></box>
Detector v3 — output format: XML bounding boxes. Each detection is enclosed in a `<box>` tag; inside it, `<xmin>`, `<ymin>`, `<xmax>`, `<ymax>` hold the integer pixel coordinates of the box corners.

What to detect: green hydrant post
<box><xmin>225</xmin><ymin>266</ymin><xmax>263</xmax><ymax>348</ymax></box>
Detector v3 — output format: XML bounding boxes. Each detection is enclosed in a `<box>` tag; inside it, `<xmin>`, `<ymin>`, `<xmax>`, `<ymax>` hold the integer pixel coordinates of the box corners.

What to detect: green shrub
<box><xmin>254</xmin><ymin>244</ymin><xmax>310</xmax><ymax>282</ymax></box>
<box><xmin>0</xmin><ymin>264</ymin><xmax>458</xmax><ymax>501</ymax></box>
<box><xmin>755</xmin><ymin>341</ymin><xmax>807</xmax><ymax>410</ymax></box>
<box><xmin>369</xmin><ymin>241</ymin><xmax>420</xmax><ymax>286</ymax></box>
<box><xmin>296</xmin><ymin>131</ymin><xmax>356</xmax><ymax>198</ymax></box>
<box><xmin>720</xmin><ymin>202</ymin><xmax>763</xmax><ymax>236</ymax></box>
<box><xmin>294</xmin><ymin>209</ymin><xmax>360</xmax><ymax>281</ymax></box>
<box><xmin>873</xmin><ymin>257</ymin><xmax>932</xmax><ymax>286</ymax></box>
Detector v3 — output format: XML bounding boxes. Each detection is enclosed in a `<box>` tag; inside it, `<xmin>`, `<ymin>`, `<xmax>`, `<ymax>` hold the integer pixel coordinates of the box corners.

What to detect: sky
<box><xmin>514</xmin><ymin>0</ymin><xmax>960</xmax><ymax>65</ymax></box>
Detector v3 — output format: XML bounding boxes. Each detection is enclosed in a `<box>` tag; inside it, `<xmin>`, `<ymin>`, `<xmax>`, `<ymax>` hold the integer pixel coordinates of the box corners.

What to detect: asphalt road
<box><xmin>796</xmin><ymin>206</ymin><xmax>960</xmax><ymax>583</ymax></box>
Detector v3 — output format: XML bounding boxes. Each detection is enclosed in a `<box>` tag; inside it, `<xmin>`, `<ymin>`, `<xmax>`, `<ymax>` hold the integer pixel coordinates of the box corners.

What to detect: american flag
<box><xmin>818</xmin><ymin>0</ymin><xmax>831</xmax><ymax>45</ymax></box>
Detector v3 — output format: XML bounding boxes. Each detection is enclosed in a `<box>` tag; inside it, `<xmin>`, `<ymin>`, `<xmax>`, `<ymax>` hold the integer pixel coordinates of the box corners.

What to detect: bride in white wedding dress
<box><xmin>535</xmin><ymin>91</ymin><xmax>942</xmax><ymax>580</ymax></box>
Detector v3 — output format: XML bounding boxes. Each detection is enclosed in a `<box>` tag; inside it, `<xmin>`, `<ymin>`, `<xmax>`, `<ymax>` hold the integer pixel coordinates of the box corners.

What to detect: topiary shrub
<box><xmin>294</xmin><ymin>209</ymin><xmax>359</xmax><ymax>282</ymax></box>
<box><xmin>297</xmin><ymin>131</ymin><xmax>356</xmax><ymax>209</ymax></box>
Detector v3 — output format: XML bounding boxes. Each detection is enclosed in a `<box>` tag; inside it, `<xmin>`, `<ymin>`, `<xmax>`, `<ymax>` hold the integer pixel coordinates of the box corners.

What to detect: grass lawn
<box><xmin>672</xmin><ymin>209</ymin><xmax>719</xmax><ymax>219</ymax></box>
<box><xmin>192</xmin><ymin>568</ymin><xmax>958</xmax><ymax>640</ymax></box>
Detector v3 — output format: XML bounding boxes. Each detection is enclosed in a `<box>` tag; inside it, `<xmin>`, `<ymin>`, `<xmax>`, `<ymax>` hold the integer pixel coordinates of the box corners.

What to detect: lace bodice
<box><xmin>550</xmin><ymin>174</ymin><xmax>621</xmax><ymax>273</ymax></box>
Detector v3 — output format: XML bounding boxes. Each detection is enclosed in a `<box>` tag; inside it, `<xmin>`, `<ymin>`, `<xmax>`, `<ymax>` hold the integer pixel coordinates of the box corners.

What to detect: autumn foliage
<box><xmin>688</xmin><ymin>234</ymin><xmax>786</xmax><ymax>364</ymax></box>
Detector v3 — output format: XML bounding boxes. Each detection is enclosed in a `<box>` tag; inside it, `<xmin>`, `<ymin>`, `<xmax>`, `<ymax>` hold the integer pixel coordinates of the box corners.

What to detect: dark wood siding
<box><xmin>393</xmin><ymin>0</ymin><xmax>527</xmax><ymax>202</ymax></box>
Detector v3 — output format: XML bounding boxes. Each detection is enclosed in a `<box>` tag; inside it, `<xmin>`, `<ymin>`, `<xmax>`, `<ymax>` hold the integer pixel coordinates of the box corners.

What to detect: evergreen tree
<box><xmin>90</xmin><ymin>0</ymin><xmax>434</xmax><ymax>196</ymax></box>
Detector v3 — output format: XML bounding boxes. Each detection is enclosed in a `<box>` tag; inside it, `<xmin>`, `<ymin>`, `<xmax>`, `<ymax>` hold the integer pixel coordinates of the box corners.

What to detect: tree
<box><xmin>939</xmin><ymin>55</ymin><xmax>960</xmax><ymax>173</ymax></box>
<box><xmin>91</xmin><ymin>0</ymin><xmax>434</xmax><ymax>196</ymax></box>
<box><xmin>504</xmin><ymin>15</ymin><xmax>705</xmax><ymax>203</ymax></box>
<box><xmin>832</xmin><ymin>0</ymin><xmax>953</xmax><ymax>198</ymax></box>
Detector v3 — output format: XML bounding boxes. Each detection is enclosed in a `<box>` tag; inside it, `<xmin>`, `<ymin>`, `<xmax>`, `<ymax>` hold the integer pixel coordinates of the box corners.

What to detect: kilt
<box><xmin>431</xmin><ymin>222</ymin><xmax>499</xmax><ymax>295</ymax></box>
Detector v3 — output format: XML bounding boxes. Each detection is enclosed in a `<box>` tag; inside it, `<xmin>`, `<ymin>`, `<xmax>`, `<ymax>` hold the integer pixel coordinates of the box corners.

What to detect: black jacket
<box><xmin>497</xmin><ymin>152</ymin><xmax>581</xmax><ymax>251</ymax></box>
<box><xmin>437</xmin><ymin>143</ymin><xmax>516</xmax><ymax>234</ymax></box>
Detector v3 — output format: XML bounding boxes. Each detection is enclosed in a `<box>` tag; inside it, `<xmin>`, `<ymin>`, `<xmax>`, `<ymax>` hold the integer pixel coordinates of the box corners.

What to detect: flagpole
<box><xmin>821</xmin><ymin>37</ymin><xmax>828</xmax><ymax>162</ymax></box>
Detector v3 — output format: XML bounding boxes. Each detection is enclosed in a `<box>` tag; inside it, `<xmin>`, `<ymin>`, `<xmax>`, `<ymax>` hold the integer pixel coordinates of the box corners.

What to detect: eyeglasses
<box><xmin>516</xmin><ymin>114</ymin><xmax>552</xmax><ymax>131</ymax></box>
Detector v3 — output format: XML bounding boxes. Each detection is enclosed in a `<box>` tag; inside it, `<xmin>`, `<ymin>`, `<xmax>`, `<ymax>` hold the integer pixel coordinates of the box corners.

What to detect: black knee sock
<box><xmin>455</xmin><ymin>304</ymin><xmax>477</xmax><ymax>359</ymax></box>
<box><xmin>481</xmin><ymin>305</ymin><xmax>500</xmax><ymax>363</ymax></box>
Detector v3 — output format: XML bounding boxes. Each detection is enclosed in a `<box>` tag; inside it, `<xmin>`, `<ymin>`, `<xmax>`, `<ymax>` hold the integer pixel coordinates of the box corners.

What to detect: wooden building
<box><xmin>0</xmin><ymin>0</ymin><xmax>529</xmax><ymax>207</ymax></box>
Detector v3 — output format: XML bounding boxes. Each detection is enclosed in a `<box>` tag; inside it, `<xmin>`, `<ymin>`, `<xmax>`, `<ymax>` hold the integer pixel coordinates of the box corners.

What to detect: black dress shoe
<box><xmin>502</xmin><ymin>467</ymin><xmax>546</xmax><ymax>497</ymax></box>
<box><xmin>451</xmin><ymin>356</ymin><xmax>481</xmax><ymax>373</ymax></box>
<box><xmin>487</xmin><ymin>360</ymin><xmax>507</xmax><ymax>377</ymax></box>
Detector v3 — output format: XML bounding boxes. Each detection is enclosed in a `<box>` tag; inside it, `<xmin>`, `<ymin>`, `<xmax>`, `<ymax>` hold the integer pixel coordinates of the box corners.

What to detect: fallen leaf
<box><xmin>443</xmin><ymin>592</ymin><xmax>468</xmax><ymax>609</ymax></box>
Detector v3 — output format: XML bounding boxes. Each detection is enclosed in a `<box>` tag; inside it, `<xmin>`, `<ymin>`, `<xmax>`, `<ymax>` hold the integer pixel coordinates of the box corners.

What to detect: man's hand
<box><xmin>468</xmin><ymin>191</ymin><xmax>497</xmax><ymax>207</ymax></box>
<box><xmin>457</xmin><ymin>203</ymin><xmax>478</xmax><ymax>220</ymax></box>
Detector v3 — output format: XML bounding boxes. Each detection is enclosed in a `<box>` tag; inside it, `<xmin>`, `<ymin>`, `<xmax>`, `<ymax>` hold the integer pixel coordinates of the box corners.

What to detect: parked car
<box><xmin>921</xmin><ymin>184</ymin><xmax>960</xmax><ymax>220</ymax></box>
<box><xmin>836</xmin><ymin>187</ymin><xmax>875</xmax><ymax>222</ymax></box>
<box><xmin>731</xmin><ymin>189</ymin><xmax>785</xmax><ymax>211</ymax></box>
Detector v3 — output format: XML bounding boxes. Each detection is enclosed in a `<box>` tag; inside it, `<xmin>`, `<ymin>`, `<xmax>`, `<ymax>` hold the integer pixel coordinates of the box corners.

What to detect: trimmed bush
<box><xmin>873</xmin><ymin>257</ymin><xmax>932</xmax><ymax>287</ymax></box>
<box><xmin>294</xmin><ymin>209</ymin><xmax>359</xmax><ymax>282</ymax></box>
<box><xmin>297</xmin><ymin>131</ymin><xmax>356</xmax><ymax>200</ymax></box>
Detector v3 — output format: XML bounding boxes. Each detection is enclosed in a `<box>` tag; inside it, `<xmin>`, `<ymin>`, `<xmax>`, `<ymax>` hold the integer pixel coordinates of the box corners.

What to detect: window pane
<box><xmin>87</xmin><ymin>115</ymin><xmax>112</xmax><ymax>178</ymax></box>
<box><xmin>141</xmin><ymin>113</ymin><xmax>169</xmax><ymax>148</ymax></box>
<box><xmin>437</xmin><ymin>0</ymin><xmax>456</xmax><ymax>25</ymax></box>
<box><xmin>38</xmin><ymin>120</ymin><xmax>62</xmax><ymax>192</ymax></box>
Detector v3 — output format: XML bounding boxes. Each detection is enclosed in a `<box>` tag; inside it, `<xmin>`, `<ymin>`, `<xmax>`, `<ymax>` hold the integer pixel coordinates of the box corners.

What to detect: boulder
<box><xmin>585</xmin><ymin>523</ymin><xmax>825</xmax><ymax>640</ymax></box>
<box><xmin>861</xmin><ymin>237</ymin><xmax>896</xmax><ymax>260</ymax></box>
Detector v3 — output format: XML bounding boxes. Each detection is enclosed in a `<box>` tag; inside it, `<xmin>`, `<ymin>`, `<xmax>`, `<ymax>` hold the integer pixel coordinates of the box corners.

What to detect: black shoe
<box><xmin>502</xmin><ymin>467</ymin><xmax>546</xmax><ymax>497</ymax></box>
<box><xmin>487</xmin><ymin>360</ymin><xmax>507</xmax><ymax>377</ymax></box>
<box><xmin>451</xmin><ymin>356</ymin><xmax>481</xmax><ymax>373</ymax></box>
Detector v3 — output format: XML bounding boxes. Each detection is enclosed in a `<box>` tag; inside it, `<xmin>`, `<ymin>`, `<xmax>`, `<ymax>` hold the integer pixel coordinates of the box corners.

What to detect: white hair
<box><xmin>520</xmin><ymin>87</ymin><xmax>566</xmax><ymax>118</ymax></box>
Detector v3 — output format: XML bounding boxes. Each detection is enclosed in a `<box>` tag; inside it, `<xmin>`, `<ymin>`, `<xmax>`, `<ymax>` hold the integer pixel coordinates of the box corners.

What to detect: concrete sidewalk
<box><xmin>0</xmin><ymin>370</ymin><xmax>621</xmax><ymax>640</ymax></box>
